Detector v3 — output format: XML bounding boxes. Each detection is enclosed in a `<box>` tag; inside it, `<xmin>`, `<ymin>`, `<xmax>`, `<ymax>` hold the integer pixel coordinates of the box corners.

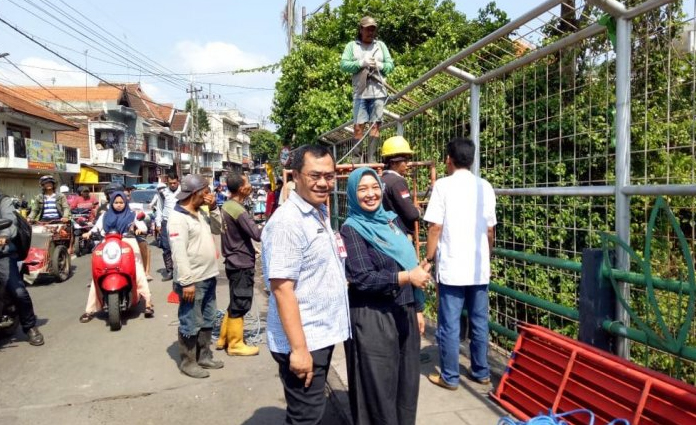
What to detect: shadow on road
<box><xmin>239</xmin><ymin>406</ymin><xmax>286</xmax><ymax>424</ymax></box>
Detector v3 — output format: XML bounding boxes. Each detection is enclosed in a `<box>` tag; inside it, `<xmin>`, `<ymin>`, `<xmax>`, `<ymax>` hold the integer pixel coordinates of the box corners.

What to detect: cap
<box><xmin>176</xmin><ymin>174</ymin><xmax>209</xmax><ymax>200</ymax></box>
<box><xmin>359</xmin><ymin>16</ymin><xmax>377</xmax><ymax>27</ymax></box>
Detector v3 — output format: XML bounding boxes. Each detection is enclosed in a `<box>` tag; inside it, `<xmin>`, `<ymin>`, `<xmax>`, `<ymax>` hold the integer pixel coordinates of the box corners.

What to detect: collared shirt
<box><xmin>168</xmin><ymin>204</ymin><xmax>222</xmax><ymax>286</ymax></box>
<box><xmin>155</xmin><ymin>186</ymin><xmax>181</xmax><ymax>226</ymax></box>
<box><xmin>261</xmin><ymin>191</ymin><xmax>350</xmax><ymax>354</ymax></box>
<box><xmin>220</xmin><ymin>199</ymin><xmax>261</xmax><ymax>269</ymax></box>
<box><xmin>423</xmin><ymin>169</ymin><xmax>497</xmax><ymax>286</ymax></box>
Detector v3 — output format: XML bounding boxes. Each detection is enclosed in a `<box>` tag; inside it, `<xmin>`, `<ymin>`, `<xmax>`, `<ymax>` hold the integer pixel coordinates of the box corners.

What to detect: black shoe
<box><xmin>26</xmin><ymin>327</ymin><xmax>44</xmax><ymax>346</ymax></box>
<box><xmin>162</xmin><ymin>272</ymin><xmax>173</xmax><ymax>282</ymax></box>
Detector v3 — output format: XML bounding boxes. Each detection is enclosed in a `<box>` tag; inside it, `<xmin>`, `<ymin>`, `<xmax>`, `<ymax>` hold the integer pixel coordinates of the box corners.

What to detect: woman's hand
<box><xmin>408</xmin><ymin>260</ymin><xmax>432</xmax><ymax>289</ymax></box>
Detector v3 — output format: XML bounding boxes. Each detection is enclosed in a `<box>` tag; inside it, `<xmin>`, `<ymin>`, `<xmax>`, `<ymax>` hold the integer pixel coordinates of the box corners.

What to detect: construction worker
<box><xmin>381</xmin><ymin>136</ymin><xmax>421</xmax><ymax>236</ymax></box>
<box><xmin>340</xmin><ymin>15</ymin><xmax>395</xmax><ymax>163</ymax></box>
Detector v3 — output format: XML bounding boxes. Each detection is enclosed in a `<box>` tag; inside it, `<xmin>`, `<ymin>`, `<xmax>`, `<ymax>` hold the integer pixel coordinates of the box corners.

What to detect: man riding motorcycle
<box><xmin>27</xmin><ymin>175</ymin><xmax>71</xmax><ymax>224</ymax></box>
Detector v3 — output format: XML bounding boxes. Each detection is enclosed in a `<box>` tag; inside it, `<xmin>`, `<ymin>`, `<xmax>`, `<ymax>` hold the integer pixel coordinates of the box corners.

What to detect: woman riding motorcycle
<box><xmin>78</xmin><ymin>191</ymin><xmax>154</xmax><ymax>322</ymax></box>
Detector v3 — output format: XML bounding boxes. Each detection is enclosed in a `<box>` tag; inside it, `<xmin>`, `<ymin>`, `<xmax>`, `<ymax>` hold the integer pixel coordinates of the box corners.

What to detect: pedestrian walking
<box><xmin>424</xmin><ymin>137</ymin><xmax>497</xmax><ymax>390</ymax></box>
<box><xmin>340</xmin><ymin>15</ymin><xmax>395</xmax><ymax>162</ymax></box>
<box><xmin>340</xmin><ymin>167</ymin><xmax>430</xmax><ymax>425</ymax></box>
<box><xmin>216</xmin><ymin>172</ymin><xmax>261</xmax><ymax>356</ymax></box>
<box><xmin>261</xmin><ymin>145</ymin><xmax>350</xmax><ymax>424</ymax></box>
<box><xmin>154</xmin><ymin>171</ymin><xmax>180</xmax><ymax>281</ymax></box>
<box><xmin>169</xmin><ymin>174</ymin><xmax>224</xmax><ymax>378</ymax></box>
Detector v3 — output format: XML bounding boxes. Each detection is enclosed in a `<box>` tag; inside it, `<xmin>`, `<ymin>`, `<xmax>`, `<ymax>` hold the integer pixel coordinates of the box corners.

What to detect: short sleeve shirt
<box><xmin>423</xmin><ymin>169</ymin><xmax>496</xmax><ymax>286</ymax></box>
<box><xmin>261</xmin><ymin>191</ymin><xmax>351</xmax><ymax>354</ymax></box>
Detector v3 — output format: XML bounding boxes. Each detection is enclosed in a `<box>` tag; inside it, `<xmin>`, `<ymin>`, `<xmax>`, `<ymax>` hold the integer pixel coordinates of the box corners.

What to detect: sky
<box><xmin>0</xmin><ymin>1</ymin><xmax>529</xmax><ymax>128</ymax></box>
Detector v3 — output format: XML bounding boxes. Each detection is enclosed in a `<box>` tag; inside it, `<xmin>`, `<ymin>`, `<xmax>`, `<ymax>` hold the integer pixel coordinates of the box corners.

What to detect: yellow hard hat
<box><xmin>381</xmin><ymin>136</ymin><xmax>414</xmax><ymax>158</ymax></box>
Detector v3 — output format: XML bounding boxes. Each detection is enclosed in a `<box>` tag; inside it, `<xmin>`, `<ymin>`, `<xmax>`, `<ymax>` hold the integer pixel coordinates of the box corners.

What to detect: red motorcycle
<box><xmin>91</xmin><ymin>233</ymin><xmax>139</xmax><ymax>331</ymax></box>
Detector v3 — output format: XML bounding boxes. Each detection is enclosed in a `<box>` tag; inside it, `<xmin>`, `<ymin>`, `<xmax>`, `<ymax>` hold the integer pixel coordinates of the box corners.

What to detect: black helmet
<box><xmin>39</xmin><ymin>175</ymin><xmax>56</xmax><ymax>186</ymax></box>
<box><xmin>77</xmin><ymin>186</ymin><xmax>89</xmax><ymax>194</ymax></box>
<box><xmin>104</xmin><ymin>182</ymin><xmax>125</xmax><ymax>197</ymax></box>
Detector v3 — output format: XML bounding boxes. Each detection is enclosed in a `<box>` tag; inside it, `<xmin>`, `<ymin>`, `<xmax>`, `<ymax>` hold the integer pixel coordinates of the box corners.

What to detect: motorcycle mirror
<box><xmin>0</xmin><ymin>218</ymin><xmax>12</xmax><ymax>230</ymax></box>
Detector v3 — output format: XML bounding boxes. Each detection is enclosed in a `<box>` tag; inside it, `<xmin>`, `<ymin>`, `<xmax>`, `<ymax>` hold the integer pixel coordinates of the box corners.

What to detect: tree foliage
<box><xmin>250</xmin><ymin>129</ymin><xmax>282</xmax><ymax>166</ymax></box>
<box><xmin>270</xmin><ymin>0</ymin><xmax>508</xmax><ymax>146</ymax></box>
<box><xmin>185</xmin><ymin>99</ymin><xmax>210</xmax><ymax>135</ymax></box>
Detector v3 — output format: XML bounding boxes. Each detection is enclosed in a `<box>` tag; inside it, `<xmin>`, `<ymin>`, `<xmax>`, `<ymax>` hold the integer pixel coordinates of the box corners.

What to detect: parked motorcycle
<box><xmin>0</xmin><ymin>218</ymin><xmax>19</xmax><ymax>339</ymax></box>
<box><xmin>22</xmin><ymin>220</ymin><xmax>72</xmax><ymax>284</ymax></box>
<box><xmin>91</xmin><ymin>229</ymin><xmax>142</xmax><ymax>332</ymax></box>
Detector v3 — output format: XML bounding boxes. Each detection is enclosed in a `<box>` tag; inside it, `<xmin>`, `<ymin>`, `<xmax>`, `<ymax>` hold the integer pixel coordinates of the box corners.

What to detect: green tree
<box><xmin>270</xmin><ymin>0</ymin><xmax>508</xmax><ymax>146</ymax></box>
<box><xmin>250</xmin><ymin>129</ymin><xmax>282</xmax><ymax>166</ymax></box>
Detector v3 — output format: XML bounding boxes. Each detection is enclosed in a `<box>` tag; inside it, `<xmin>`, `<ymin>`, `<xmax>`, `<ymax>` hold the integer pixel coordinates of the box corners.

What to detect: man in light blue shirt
<box><xmin>154</xmin><ymin>171</ymin><xmax>180</xmax><ymax>281</ymax></box>
<box><xmin>262</xmin><ymin>145</ymin><xmax>350</xmax><ymax>424</ymax></box>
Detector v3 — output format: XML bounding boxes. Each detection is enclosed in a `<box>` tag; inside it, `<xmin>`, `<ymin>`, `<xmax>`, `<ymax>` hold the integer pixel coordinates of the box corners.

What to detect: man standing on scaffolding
<box><xmin>340</xmin><ymin>15</ymin><xmax>394</xmax><ymax>163</ymax></box>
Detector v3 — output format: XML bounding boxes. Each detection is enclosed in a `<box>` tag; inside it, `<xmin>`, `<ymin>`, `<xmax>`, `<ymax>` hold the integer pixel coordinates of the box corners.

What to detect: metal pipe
<box><xmin>490</xmin><ymin>283</ymin><xmax>580</xmax><ymax>320</ymax></box>
<box><xmin>603</xmin><ymin>321</ymin><xmax>696</xmax><ymax>362</ymax></box>
<box><xmin>613</xmin><ymin>17</ymin><xmax>632</xmax><ymax>359</ymax></box>
<box><xmin>493</xmin><ymin>248</ymin><xmax>583</xmax><ymax>273</ymax></box>
<box><xmin>621</xmin><ymin>184</ymin><xmax>696</xmax><ymax>196</ymax></box>
<box><xmin>624</xmin><ymin>0</ymin><xmax>675</xmax><ymax>20</ymax></box>
<box><xmin>399</xmin><ymin>83</ymin><xmax>470</xmax><ymax>122</ymax></box>
<box><xmin>391</xmin><ymin>0</ymin><xmax>565</xmax><ymax>101</ymax></box>
<box><xmin>446</xmin><ymin>66</ymin><xmax>477</xmax><ymax>82</ymax></box>
<box><xmin>588</xmin><ymin>0</ymin><xmax>627</xmax><ymax>16</ymax></box>
<box><xmin>470</xmin><ymin>83</ymin><xmax>481</xmax><ymax>175</ymax></box>
<box><xmin>383</xmin><ymin>109</ymin><xmax>401</xmax><ymax>120</ymax></box>
<box><xmin>494</xmin><ymin>186</ymin><xmax>616</xmax><ymax>197</ymax></box>
<box><xmin>475</xmin><ymin>24</ymin><xmax>606</xmax><ymax>86</ymax></box>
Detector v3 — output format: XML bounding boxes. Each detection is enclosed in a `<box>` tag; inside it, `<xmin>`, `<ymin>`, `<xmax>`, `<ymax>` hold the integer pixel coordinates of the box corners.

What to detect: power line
<box><xmin>1</xmin><ymin>55</ymin><xmax>90</xmax><ymax>115</ymax></box>
<box><xmin>0</xmin><ymin>16</ymin><xmax>189</xmax><ymax>113</ymax></box>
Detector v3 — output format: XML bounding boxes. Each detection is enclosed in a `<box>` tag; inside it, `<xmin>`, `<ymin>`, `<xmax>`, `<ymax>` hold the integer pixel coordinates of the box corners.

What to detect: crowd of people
<box><xmin>0</xmin><ymin>16</ymin><xmax>497</xmax><ymax>425</ymax></box>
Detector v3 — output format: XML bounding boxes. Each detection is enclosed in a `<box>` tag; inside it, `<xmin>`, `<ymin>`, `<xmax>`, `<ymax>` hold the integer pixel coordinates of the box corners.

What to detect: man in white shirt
<box><xmin>154</xmin><ymin>172</ymin><xmax>180</xmax><ymax>281</ymax></box>
<box><xmin>423</xmin><ymin>137</ymin><xmax>497</xmax><ymax>390</ymax></box>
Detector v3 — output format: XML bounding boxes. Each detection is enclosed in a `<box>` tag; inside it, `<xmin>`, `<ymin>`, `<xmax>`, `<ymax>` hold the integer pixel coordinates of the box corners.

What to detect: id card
<box><xmin>334</xmin><ymin>232</ymin><xmax>348</xmax><ymax>258</ymax></box>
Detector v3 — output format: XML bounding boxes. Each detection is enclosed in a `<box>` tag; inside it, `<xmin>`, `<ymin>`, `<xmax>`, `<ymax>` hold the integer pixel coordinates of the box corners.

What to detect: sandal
<box><xmin>144</xmin><ymin>306</ymin><xmax>154</xmax><ymax>318</ymax></box>
<box><xmin>79</xmin><ymin>312</ymin><xmax>94</xmax><ymax>323</ymax></box>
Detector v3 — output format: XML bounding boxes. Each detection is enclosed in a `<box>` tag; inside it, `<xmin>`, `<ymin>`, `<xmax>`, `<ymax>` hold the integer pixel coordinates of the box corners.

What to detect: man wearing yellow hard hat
<box><xmin>381</xmin><ymin>135</ymin><xmax>421</xmax><ymax>235</ymax></box>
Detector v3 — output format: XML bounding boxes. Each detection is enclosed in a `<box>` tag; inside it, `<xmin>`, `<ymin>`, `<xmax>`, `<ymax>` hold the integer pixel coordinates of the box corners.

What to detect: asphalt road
<box><xmin>0</xmin><ymin>240</ymin><xmax>345</xmax><ymax>425</ymax></box>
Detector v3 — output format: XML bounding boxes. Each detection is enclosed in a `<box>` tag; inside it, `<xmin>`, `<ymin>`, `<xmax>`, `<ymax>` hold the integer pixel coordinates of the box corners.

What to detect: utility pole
<box><xmin>187</xmin><ymin>82</ymin><xmax>202</xmax><ymax>174</ymax></box>
<box><xmin>286</xmin><ymin>0</ymin><xmax>295</xmax><ymax>52</ymax></box>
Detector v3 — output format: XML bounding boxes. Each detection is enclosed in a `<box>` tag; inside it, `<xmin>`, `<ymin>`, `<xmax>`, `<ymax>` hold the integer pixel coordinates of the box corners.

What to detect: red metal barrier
<box><xmin>491</xmin><ymin>324</ymin><xmax>696</xmax><ymax>425</ymax></box>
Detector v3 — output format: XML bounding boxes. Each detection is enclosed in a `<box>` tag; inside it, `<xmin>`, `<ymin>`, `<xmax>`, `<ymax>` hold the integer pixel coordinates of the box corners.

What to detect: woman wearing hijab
<box><xmin>79</xmin><ymin>191</ymin><xmax>154</xmax><ymax>322</ymax></box>
<box><xmin>340</xmin><ymin>167</ymin><xmax>432</xmax><ymax>425</ymax></box>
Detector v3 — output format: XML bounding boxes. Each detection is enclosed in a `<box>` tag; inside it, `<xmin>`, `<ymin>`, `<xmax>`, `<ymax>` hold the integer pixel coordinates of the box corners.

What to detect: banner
<box><xmin>26</xmin><ymin>138</ymin><xmax>55</xmax><ymax>170</ymax></box>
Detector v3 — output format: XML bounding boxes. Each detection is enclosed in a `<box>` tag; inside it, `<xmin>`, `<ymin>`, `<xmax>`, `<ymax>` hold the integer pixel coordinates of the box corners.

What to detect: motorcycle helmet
<box><xmin>103</xmin><ymin>182</ymin><xmax>125</xmax><ymax>198</ymax></box>
<box><xmin>39</xmin><ymin>175</ymin><xmax>56</xmax><ymax>186</ymax></box>
<box><xmin>77</xmin><ymin>186</ymin><xmax>89</xmax><ymax>194</ymax></box>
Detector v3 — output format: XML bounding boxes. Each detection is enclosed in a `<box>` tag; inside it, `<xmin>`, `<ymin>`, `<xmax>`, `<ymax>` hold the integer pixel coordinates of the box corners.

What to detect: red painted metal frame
<box><xmin>492</xmin><ymin>324</ymin><xmax>696</xmax><ymax>425</ymax></box>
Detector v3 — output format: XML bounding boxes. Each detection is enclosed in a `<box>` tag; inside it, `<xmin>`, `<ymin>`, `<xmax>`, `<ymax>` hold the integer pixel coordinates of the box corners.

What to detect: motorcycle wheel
<box><xmin>107</xmin><ymin>292</ymin><xmax>121</xmax><ymax>331</ymax></box>
<box><xmin>51</xmin><ymin>245</ymin><xmax>70</xmax><ymax>282</ymax></box>
<box><xmin>75</xmin><ymin>240</ymin><xmax>83</xmax><ymax>257</ymax></box>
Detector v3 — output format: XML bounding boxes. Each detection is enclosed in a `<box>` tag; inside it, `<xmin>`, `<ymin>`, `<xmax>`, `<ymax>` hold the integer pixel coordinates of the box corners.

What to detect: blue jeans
<box><xmin>175</xmin><ymin>277</ymin><xmax>217</xmax><ymax>337</ymax></box>
<box><xmin>436</xmin><ymin>283</ymin><xmax>489</xmax><ymax>386</ymax></box>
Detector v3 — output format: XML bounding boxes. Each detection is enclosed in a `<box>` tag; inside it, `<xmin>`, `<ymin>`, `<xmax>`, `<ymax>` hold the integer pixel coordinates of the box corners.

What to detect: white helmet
<box><xmin>59</xmin><ymin>185</ymin><xmax>70</xmax><ymax>194</ymax></box>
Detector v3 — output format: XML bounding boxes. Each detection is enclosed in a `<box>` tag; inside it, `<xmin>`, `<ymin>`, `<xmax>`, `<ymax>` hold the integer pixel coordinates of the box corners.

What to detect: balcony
<box><xmin>0</xmin><ymin>136</ymin><xmax>80</xmax><ymax>173</ymax></box>
<box><xmin>126</xmin><ymin>136</ymin><xmax>148</xmax><ymax>161</ymax></box>
<box><xmin>149</xmin><ymin>147</ymin><xmax>174</xmax><ymax>166</ymax></box>
<box><xmin>201</xmin><ymin>152</ymin><xmax>223</xmax><ymax>170</ymax></box>
<box><xmin>180</xmin><ymin>152</ymin><xmax>191</xmax><ymax>163</ymax></box>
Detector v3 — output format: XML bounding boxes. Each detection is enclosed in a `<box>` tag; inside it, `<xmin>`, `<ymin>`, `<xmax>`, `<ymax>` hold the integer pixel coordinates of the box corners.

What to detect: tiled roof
<box><xmin>171</xmin><ymin>111</ymin><xmax>189</xmax><ymax>132</ymax></box>
<box><xmin>0</xmin><ymin>85</ymin><xmax>79</xmax><ymax>129</ymax></box>
<box><xmin>10</xmin><ymin>85</ymin><xmax>125</xmax><ymax>103</ymax></box>
<box><xmin>110</xmin><ymin>83</ymin><xmax>171</xmax><ymax>123</ymax></box>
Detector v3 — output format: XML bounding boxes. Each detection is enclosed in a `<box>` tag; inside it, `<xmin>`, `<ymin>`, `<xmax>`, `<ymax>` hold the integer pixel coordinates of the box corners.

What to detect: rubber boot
<box><xmin>216</xmin><ymin>312</ymin><xmax>229</xmax><ymax>350</ymax></box>
<box><xmin>226</xmin><ymin>317</ymin><xmax>259</xmax><ymax>356</ymax></box>
<box><xmin>178</xmin><ymin>333</ymin><xmax>210</xmax><ymax>378</ymax></box>
<box><xmin>367</xmin><ymin>136</ymin><xmax>379</xmax><ymax>164</ymax></box>
<box><xmin>197</xmin><ymin>328</ymin><xmax>224</xmax><ymax>369</ymax></box>
<box><xmin>350</xmin><ymin>138</ymin><xmax>363</xmax><ymax>164</ymax></box>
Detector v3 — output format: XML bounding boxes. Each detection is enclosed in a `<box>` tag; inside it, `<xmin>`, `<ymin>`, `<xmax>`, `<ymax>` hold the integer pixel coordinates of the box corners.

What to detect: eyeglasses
<box><xmin>301</xmin><ymin>172</ymin><xmax>336</xmax><ymax>182</ymax></box>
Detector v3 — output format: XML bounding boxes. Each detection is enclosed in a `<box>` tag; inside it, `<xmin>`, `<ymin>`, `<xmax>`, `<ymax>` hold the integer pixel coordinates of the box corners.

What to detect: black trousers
<box><xmin>0</xmin><ymin>255</ymin><xmax>37</xmax><ymax>332</ymax></box>
<box><xmin>345</xmin><ymin>303</ymin><xmax>420</xmax><ymax>425</ymax></box>
<box><xmin>160</xmin><ymin>220</ymin><xmax>173</xmax><ymax>273</ymax></box>
<box><xmin>271</xmin><ymin>345</ymin><xmax>334</xmax><ymax>425</ymax></box>
<box><xmin>224</xmin><ymin>266</ymin><xmax>254</xmax><ymax>318</ymax></box>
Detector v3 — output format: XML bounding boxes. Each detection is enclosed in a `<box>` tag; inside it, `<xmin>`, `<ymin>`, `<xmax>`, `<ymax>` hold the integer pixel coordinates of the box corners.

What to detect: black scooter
<box><xmin>0</xmin><ymin>218</ymin><xmax>19</xmax><ymax>338</ymax></box>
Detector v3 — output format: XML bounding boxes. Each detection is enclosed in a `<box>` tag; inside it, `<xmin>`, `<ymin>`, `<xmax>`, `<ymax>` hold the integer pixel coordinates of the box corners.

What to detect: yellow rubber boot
<box><xmin>216</xmin><ymin>312</ymin><xmax>229</xmax><ymax>350</ymax></box>
<box><xmin>226</xmin><ymin>317</ymin><xmax>259</xmax><ymax>356</ymax></box>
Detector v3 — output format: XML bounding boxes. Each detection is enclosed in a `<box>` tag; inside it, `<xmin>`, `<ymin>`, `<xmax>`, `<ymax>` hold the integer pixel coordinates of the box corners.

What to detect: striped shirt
<box><xmin>42</xmin><ymin>194</ymin><xmax>60</xmax><ymax>220</ymax></box>
<box><xmin>261</xmin><ymin>191</ymin><xmax>350</xmax><ymax>354</ymax></box>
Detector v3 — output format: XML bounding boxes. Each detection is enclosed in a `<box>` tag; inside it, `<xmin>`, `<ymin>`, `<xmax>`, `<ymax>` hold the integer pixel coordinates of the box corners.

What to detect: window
<box><xmin>6</xmin><ymin>122</ymin><xmax>30</xmax><ymax>139</ymax></box>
